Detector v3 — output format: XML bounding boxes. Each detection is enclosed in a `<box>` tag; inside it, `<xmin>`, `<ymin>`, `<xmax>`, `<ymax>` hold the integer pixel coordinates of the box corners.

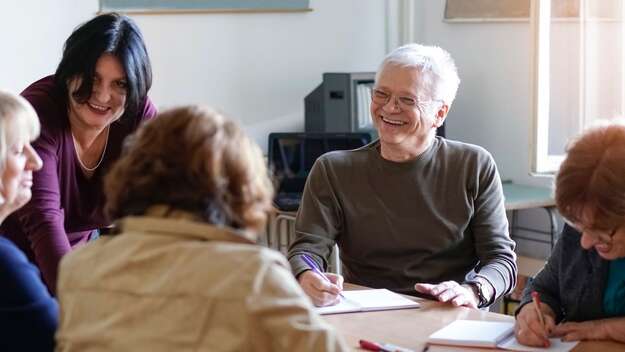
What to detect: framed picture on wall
<box><xmin>444</xmin><ymin>0</ymin><xmax>620</xmax><ymax>22</ymax></box>
<box><xmin>100</xmin><ymin>0</ymin><xmax>312</xmax><ymax>14</ymax></box>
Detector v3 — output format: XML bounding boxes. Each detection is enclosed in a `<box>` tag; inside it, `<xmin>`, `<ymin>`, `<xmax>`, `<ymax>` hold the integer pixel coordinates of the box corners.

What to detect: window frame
<box><xmin>530</xmin><ymin>0</ymin><xmax>625</xmax><ymax>174</ymax></box>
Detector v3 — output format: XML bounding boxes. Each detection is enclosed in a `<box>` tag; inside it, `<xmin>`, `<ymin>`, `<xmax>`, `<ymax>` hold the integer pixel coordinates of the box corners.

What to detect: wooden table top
<box><xmin>323</xmin><ymin>284</ymin><xmax>625</xmax><ymax>351</ymax></box>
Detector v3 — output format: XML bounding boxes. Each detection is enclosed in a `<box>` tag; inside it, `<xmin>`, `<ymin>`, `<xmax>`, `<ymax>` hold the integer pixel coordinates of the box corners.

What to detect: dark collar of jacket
<box><xmin>520</xmin><ymin>224</ymin><xmax>610</xmax><ymax>322</ymax></box>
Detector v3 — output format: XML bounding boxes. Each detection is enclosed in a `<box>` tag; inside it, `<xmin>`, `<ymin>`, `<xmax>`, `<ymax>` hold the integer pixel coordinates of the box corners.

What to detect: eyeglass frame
<box><xmin>370</xmin><ymin>88</ymin><xmax>443</xmax><ymax>110</ymax></box>
<box><xmin>564</xmin><ymin>218</ymin><xmax>618</xmax><ymax>244</ymax></box>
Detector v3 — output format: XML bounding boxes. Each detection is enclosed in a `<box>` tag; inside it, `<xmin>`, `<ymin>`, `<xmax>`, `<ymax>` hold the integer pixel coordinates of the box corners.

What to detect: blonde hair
<box><xmin>555</xmin><ymin>123</ymin><xmax>625</xmax><ymax>231</ymax></box>
<box><xmin>0</xmin><ymin>90</ymin><xmax>40</xmax><ymax>171</ymax></box>
<box><xmin>105</xmin><ymin>105</ymin><xmax>274</xmax><ymax>234</ymax></box>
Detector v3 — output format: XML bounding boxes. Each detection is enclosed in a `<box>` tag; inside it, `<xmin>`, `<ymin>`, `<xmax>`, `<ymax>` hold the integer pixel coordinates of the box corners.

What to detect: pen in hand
<box><xmin>301</xmin><ymin>253</ymin><xmax>345</xmax><ymax>298</ymax></box>
<box><xmin>531</xmin><ymin>291</ymin><xmax>550</xmax><ymax>347</ymax></box>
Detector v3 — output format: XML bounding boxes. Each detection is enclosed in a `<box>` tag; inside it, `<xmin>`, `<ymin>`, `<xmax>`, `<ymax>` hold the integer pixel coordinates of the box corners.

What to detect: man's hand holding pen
<box><xmin>298</xmin><ymin>254</ymin><xmax>345</xmax><ymax>307</ymax></box>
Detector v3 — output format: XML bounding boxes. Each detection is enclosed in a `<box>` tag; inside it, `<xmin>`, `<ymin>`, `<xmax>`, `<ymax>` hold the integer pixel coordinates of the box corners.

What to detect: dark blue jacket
<box><xmin>518</xmin><ymin>224</ymin><xmax>611</xmax><ymax>322</ymax></box>
<box><xmin>0</xmin><ymin>236</ymin><xmax>58</xmax><ymax>351</ymax></box>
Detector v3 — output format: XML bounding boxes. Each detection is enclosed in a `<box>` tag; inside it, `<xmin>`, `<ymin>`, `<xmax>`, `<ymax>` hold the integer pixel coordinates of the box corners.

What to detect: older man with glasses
<box><xmin>288</xmin><ymin>44</ymin><xmax>517</xmax><ymax>309</ymax></box>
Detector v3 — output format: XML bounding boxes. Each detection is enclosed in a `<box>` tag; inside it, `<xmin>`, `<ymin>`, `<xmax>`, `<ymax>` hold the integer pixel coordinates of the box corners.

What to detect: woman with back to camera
<box><xmin>515</xmin><ymin>123</ymin><xmax>625</xmax><ymax>347</ymax></box>
<box><xmin>0</xmin><ymin>13</ymin><xmax>156</xmax><ymax>293</ymax></box>
<box><xmin>0</xmin><ymin>90</ymin><xmax>57</xmax><ymax>351</ymax></box>
<box><xmin>54</xmin><ymin>106</ymin><xmax>348</xmax><ymax>351</ymax></box>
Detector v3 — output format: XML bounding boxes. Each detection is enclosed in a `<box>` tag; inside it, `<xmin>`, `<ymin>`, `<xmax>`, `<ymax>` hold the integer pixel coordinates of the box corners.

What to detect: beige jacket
<box><xmin>56</xmin><ymin>212</ymin><xmax>348</xmax><ymax>351</ymax></box>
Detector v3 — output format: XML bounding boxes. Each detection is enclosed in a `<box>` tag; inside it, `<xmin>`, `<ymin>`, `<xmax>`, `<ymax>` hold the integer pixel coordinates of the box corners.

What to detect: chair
<box><xmin>267</xmin><ymin>212</ymin><xmax>341</xmax><ymax>275</ymax></box>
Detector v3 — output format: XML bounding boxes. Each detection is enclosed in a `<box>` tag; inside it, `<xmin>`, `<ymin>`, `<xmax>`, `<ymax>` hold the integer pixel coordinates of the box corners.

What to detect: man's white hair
<box><xmin>377</xmin><ymin>43</ymin><xmax>461</xmax><ymax>107</ymax></box>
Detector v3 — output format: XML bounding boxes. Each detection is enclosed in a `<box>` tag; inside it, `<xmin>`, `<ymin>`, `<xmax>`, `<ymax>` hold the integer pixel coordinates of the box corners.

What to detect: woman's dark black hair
<box><xmin>54</xmin><ymin>13</ymin><xmax>152</xmax><ymax>127</ymax></box>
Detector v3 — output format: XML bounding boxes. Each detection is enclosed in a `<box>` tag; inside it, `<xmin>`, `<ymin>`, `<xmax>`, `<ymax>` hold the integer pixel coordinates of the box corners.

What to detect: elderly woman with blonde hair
<box><xmin>0</xmin><ymin>90</ymin><xmax>55</xmax><ymax>350</ymax></box>
<box><xmin>55</xmin><ymin>106</ymin><xmax>348</xmax><ymax>351</ymax></box>
<box><xmin>515</xmin><ymin>123</ymin><xmax>625</xmax><ymax>347</ymax></box>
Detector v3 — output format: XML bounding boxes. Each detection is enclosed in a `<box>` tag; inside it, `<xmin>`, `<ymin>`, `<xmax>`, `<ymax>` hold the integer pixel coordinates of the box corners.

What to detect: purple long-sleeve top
<box><xmin>1</xmin><ymin>76</ymin><xmax>157</xmax><ymax>293</ymax></box>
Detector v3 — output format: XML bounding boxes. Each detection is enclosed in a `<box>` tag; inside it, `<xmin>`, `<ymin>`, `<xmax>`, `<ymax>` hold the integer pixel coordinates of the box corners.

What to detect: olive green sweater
<box><xmin>288</xmin><ymin>137</ymin><xmax>517</xmax><ymax>303</ymax></box>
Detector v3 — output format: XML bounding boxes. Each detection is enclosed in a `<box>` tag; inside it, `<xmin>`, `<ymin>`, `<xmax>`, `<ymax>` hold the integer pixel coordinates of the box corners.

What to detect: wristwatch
<box><xmin>465</xmin><ymin>277</ymin><xmax>491</xmax><ymax>308</ymax></box>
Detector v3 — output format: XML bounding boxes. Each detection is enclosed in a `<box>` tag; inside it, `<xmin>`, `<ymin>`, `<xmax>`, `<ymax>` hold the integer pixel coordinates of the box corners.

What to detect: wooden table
<box><xmin>323</xmin><ymin>284</ymin><xmax>625</xmax><ymax>351</ymax></box>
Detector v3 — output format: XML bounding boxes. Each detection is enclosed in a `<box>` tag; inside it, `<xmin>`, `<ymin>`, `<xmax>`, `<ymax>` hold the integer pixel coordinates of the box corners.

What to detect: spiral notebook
<box><xmin>315</xmin><ymin>289</ymin><xmax>420</xmax><ymax>315</ymax></box>
<box><xmin>427</xmin><ymin>320</ymin><xmax>578</xmax><ymax>351</ymax></box>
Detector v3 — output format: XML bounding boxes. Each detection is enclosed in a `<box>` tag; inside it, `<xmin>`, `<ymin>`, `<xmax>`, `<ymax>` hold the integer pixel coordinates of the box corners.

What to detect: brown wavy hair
<box><xmin>104</xmin><ymin>105</ymin><xmax>274</xmax><ymax>233</ymax></box>
<box><xmin>555</xmin><ymin>123</ymin><xmax>625</xmax><ymax>231</ymax></box>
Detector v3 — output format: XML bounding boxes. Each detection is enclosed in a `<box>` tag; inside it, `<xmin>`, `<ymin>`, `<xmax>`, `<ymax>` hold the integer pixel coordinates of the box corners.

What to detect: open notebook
<box><xmin>316</xmin><ymin>289</ymin><xmax>420</xmax><ymax>315</ymax></box>
<box><xmin>427</xmin><ymin>320</ymin><xmax>578</xmax><ymax>352</ymax></box>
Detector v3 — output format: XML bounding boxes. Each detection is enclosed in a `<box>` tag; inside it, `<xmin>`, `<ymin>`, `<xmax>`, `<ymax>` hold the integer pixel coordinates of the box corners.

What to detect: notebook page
<box><xmin>316</xmin><ymin>289</ymin><xmax>420</xmax><ymax>315</ymax></box>
<box><xmin>316</xmin><ymin>296</ymin><xmax>363</xmax><ymax>315</ymax></box>
<box><xmin>344</xmin><ymin>289</ymin><xmax>420</xmax><ymax>311</ymax></box>
<box><xmin>498</xmin><ymin>335</ymin><xmax>578</xmax><ymax>351</ymax></box>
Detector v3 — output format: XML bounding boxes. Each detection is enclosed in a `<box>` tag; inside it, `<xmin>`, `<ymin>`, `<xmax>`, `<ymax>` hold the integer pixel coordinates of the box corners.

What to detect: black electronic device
<box><xmin>305</xmin><ymin>72</ymin><xmax>376</xmax><ymax>135</ymax></box>
<box><xmin>268</xmin><ymin>132</ymin><xmax>372</xmax><ymax>211</ymax></box>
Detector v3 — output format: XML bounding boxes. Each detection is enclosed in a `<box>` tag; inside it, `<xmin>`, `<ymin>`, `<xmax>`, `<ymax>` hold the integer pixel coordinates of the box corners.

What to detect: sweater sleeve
<box><xmin>288</xmin><ymin>158</ymin><xmax>342</xmax><ymax>277</ymax></box>
<box><xmin>465</xmin><ymin>151</ymin><xmax>518</xmax><ymax>304</ymax></box>
<box><xmin>14</xmin><ymin>127</ymin><xmax>70</xmax><ymax>293</ymax></box>
<box><xmin>0</xmin><ymin>237</ymin><xmax>58</xmax><ymax>351</ymax></box>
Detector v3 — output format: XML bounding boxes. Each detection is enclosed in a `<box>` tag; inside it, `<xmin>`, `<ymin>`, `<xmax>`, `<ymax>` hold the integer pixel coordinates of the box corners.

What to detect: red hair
<box><xmin>556</xmin><ymin>124</ymin><xmax>625</xmax><ymax>230</ymax></box>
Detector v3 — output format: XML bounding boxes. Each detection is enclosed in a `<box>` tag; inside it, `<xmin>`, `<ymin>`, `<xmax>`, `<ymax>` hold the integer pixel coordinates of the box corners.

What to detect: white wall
<box><xmin>413</xmin><ymin>1</ymin><xmax>548</xmax><ymax>188</ymax></box>
<box><xmin>1</xmin><ymin>0</ymin><xmax>387</xmax><ymax>151</ymax></box>
<box><xmin>139</xmin><ymin>0</ymin><xmax>387</xmax><ymax>149</ymax></box>
<box><xmin>1</xmin><ymin>1</ymin><xmax>96</xmax><ymax>93</ymax></box>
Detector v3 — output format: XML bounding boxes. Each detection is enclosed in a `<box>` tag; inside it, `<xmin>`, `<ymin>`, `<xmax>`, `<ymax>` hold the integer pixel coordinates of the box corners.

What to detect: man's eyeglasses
<box><xmin>370</xmin><ymin>88</ymin><xmax>441</xmax><ymax>110</ymax></box>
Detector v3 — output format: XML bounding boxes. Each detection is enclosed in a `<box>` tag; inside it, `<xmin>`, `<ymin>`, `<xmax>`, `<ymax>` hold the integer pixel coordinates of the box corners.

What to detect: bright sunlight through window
<box><xmin>531</xmin><ymin>0</ymin><xmax>625</xmax><ymax>174</ymax></box>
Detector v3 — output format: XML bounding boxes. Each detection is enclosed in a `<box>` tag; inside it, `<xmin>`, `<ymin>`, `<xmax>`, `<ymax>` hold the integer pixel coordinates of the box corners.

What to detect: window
<box><xmin>531</xmin><ymin>0</ymin><xmax>624</xmax><ymax>174</ymax></box>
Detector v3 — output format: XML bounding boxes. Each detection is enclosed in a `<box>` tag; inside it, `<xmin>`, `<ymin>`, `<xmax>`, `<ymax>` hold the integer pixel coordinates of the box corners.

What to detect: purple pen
<box><xmin>301</xmin><ymin>253</ymin><xmax>345</xmax><ymax>298</ymax></box>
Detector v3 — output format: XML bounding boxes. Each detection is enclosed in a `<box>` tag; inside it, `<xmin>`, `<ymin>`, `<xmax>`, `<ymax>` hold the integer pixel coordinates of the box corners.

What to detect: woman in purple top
<box><xmin>1</xmin><ymin>13</ymin><xmax>157</xmax><ymax>293</ymax></box>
